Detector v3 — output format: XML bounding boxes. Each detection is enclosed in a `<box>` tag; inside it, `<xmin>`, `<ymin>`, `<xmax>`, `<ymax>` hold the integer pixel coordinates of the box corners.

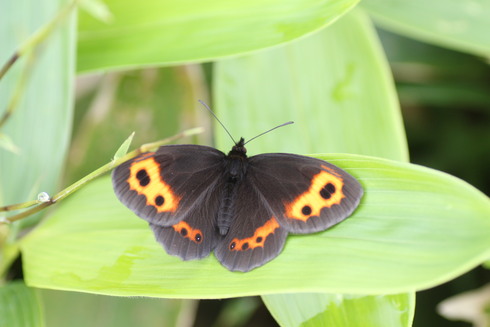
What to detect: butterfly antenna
<box><xmin>244</xmin><ymin>121</ymin><xmax>294</xmax><ymax>145</ymax></box>
<box><xmin>198</xmin><ymin>100</ymin><xmax>237</xmax><ymax>144</ymax></box>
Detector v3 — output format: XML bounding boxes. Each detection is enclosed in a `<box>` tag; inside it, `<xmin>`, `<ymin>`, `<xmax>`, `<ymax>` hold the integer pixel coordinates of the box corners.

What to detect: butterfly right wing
<box><xmin>112</xmin><ymin>144</ymin><xmax>226</xmax><ymax>260</ymax></box>
<box><xmin>246</xmin><ymin>153</ymin><xmax>363</xmax><ymax>234</ymax></box>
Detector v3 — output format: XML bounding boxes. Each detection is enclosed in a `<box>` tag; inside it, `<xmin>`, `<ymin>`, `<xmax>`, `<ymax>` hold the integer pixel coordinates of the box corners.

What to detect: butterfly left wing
<box><xmin>246</xmin><ymin>153</ymin><xmax>363</xmax><ymax>234</ymax></box>
<box><xmin>112</xmin><ymin>144</ymin><xmax>225</xmax><ymax>226</ymax></box>
<box><xmin>112</xmin><ymin>145</ymin><xmax>227</xmax><ymax>260</ymax></box>
<box><xmin>214</xmin><ymin>179</ymin><xmax>288</xmax><ymax>272</ymax></box>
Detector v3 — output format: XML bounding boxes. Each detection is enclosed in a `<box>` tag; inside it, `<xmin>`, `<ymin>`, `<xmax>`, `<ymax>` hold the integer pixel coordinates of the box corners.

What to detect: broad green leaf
<box><xmin>0</xmin><ymin>0</ymin><xmax>76</xmax><ymax>225</ymax></box>
<box><xmin>41</xmin><ymin>289</ymin><xmax>195</xmax><ymax>327</ymax></box>
<box><xmin>0</xmin><ymin>282</ymin><xmax>45</xmax><ymax>327</ymax></box>
<box><xmin>263</xmin><ymin>293</ymin><xmax>414</xmax><ymax>327</ymax></box>
<box><xmin>0</xmin><ymin>229</ymin><xmax>18</xmax><ymax>276</ymax></box>
<box><xmin>21</xmin><ymin>154</ymin><xmax>490</xmax><ymax>298</ymax></box>
<box><xmin>361</xmin><ymin>0</ymin><xmax>490</xmax><ymax>58</ymax></box>
<box><xmin>77</xmin><ymin>0</ymin><xmax>360</xmax><ymax>72</ymax></box>
<box><xmin>214</xmin><ymin>9</ymin><xmax>407</xmax><ymax>161</ymax></box>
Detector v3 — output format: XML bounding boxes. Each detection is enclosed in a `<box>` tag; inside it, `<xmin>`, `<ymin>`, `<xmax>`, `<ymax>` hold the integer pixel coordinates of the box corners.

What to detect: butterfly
<box><xmin>112</xmin><ymin>130</ymin><xmax>363</xmax><ymax>272</ymax></box>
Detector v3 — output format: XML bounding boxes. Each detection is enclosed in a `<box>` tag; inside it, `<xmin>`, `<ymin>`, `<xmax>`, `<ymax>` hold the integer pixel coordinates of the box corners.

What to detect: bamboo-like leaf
<box><xmin>21</xmin><ymin>154</ymin><xmax>490</xmax><ymax>298</ymax></box>
<box><xmin>213</xmin><ymin>9</ymin><xmax>411</xmax><ymax>325</ymax></box>
<box><xmin>77</xmin><ymin>0</ymin><xmax>360</xmax><ymax>72</ymax></box>
<box><xmin>214</xmin><ymin>9</ymin><xmax>407</xmax><ymax>161</ymax></box>
<box><xmin>263</xmin><ymin>293</ymin><xmax>414</xmax><ymax>327</ymax></box>
<box><xmin>0</xmin><ymin>0</ymin><xmax>76</xmax><ymax>226</ymax></box>
<box><xmin>0</xmin><ymin>282</ymin><xmax>44</xmax><ymax>327</ymax></box>
<box><xmin>361</xmin><ymin>0</ymin><xmax>490</xmax><ymax>58</ymax></box>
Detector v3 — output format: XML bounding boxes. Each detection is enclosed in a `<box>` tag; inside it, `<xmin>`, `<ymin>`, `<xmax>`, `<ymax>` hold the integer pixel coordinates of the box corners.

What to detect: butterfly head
<box><xmin>228</xmin><ymin>137</ymin><xmax>247</xmax><ymax>158</ymax></box>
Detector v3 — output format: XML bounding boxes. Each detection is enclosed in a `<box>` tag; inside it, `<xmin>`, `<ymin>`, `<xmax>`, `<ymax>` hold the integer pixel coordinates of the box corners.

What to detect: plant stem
<box><xmin>1</xmin><ymin>127</ymin><xmax>204</xmax><ymax>223</ymax></box>
<box><xmin>0</xmin><ymin>0</ymin><xmax>80</xmax><ymax>129</ymax></box>
<box><xmin>0</xmin><ymin>0</ymin><xmax>79</xmax><ymax>81</ymax></box>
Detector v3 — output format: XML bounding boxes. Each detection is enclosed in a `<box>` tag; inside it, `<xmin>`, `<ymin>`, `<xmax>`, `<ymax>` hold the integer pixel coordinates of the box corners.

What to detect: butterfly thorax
<box><xmin>226</xmin><ymin>137</ymin><xmax>248</xmax><ymax>179</ymax></box>
<box><xmin>217</xmin><ymin>138</ymin><xmax>249</xmax><ymax>235</ymax></box>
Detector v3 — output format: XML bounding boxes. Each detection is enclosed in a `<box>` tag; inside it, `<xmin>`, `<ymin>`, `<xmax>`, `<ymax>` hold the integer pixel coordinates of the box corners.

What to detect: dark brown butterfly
<box><xmin>112</xmin><ymin>135</ymin><xmax>363</xmax><ymax>272</ymax></box>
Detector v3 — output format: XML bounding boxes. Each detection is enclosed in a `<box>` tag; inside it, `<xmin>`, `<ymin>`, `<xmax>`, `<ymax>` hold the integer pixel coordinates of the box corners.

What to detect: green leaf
<box><xmin>41</xmin><ymin>289</ymin><xmax>194</xmax><ymax>327</ymax></box>
<box><xmin>361</xmin><ymin>0</ymin><xmax>490</xmax><ymax>58</ymax></box>
<box><xmin>263</xmin><ymin>293</ymin><xmax>414</xmax><ymax>327</ymax></box>
<box><xmin>0</xmin><ymin>282</ymin><xmax>45</xmax><ymax>327</ymax></box>
<box><xmin>0</xmin><ymin>229</ymin><xmax>19</xmax><ymax>276</ymax></box>
<box><xmin>77</xmin><ymin>0</ymin><xmax>360</xmax><ymax>72</ymax></box>
<box><xmin>214</xmin><ymin>9</ymin><xmax>408</xmax><ymax>161</ymax></box>
<box><xmin>213</xmin><ymin>8</ymin><xmax>411</xmax><ymax>324</ymax></box>
<box><xmin>0</xmin><ymin>0</ymin><xmax>76</xmax><ymax>226</ymax></box>
<box><xmin>21</xmin><ymin>154</ymin><xmax>490</xmax><ymax>297</ymax></box>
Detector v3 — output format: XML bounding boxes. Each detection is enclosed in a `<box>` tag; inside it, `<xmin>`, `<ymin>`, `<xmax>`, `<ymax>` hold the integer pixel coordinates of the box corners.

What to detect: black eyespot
<box><xmin>180</xmin><ymin>228</ymin><xmax>188</xmax><ymax>236</ymax></box>
<box><xmin>155</xmin><ymin>195</ymin><xmax>165</xmax><ymax>206</ymax></box>
<box><xmin>195</xmin><ymin>233</ymin><xmax>202</xmax><ymax>243</ymax></box>
<box><xmin>320</xmin><ymin>183</ymin><xmax>336</xmax><ymax>199</ymax></box>
<box><xmin>229</xmin><ymin>242</ymin><xmax>236</xmax><ymax>250</ymax></box>
<box><xmin>302</xmin><ymin>205</ymin><xmax>312</xmax><ymax>216</ymax></box>
<box><xmin>136</xmin><ymin>169</ymin><xmax>148</xmax><ymax>179</ymax></box>
<box><xmin>256</xmin><ymin>237</ymin><xmax>263</xmax><ymax>243</ymax></box>
<box><xmin>136</xmin><ymin>169</ymin><xmax>150</xmax><ymax>187</ymax></box>
<box><xmin>241</xmin><ymin>242</ymin><xmax>249</xmax><ymax>250</ymax></box>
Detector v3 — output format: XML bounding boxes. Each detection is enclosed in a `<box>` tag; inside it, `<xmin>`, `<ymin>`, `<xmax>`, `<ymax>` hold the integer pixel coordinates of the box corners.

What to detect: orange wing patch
<box><xmin>284</xmin><ymin>165</ymin><xmax>345</xmax><ymax>222</ymax></box>
<box><xmin>172</xmin><ymin>221</ymin><xmax>203</xmax><ymax>244</ymax></box>
<box><xmin>229</xmin><ymin>217</ymin><xmax>280</xmax><ymax>252</ymax></box>
<box><xmin>127</xmin><ymin>156</ymin><xmax>181</xmax><ymax>213</ymax></box>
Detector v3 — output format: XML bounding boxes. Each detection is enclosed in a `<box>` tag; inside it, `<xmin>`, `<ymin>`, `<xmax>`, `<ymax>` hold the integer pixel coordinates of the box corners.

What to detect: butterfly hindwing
<box><xmin>149</xmin><ymin>186</ymin><xmax>223</xmax><ymax>260</ymax></box>
<box><xmin>214</xmin><ymin>179</ymin><xmax>288</xmax><ymax>272</ymax></box>
<box><xmin>247</xmin><ymin>153</ymin><xmax>363</xmax><ymax>234</ymax></box>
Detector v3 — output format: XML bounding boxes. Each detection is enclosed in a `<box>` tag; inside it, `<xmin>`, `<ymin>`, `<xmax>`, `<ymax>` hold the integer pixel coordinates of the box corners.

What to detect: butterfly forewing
<box><xmin>248</xmin><ymin>153</ymin><xmax>363</xmax><ymax>234</ymax></box>
<box><xmin>112</xmin><ymin>145</ymin><xmax>226</xmax><ymax>226</ymax></box>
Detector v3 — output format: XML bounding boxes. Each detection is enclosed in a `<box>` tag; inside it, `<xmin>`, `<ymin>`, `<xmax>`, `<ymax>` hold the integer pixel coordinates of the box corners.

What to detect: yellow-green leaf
<box><xmin>77</xmin><ymin>0</ymin><xmax>360</xmax><ymax>72</ymax></box>
<box><xmin>21</xmin><ymin>154</ymin><xmax>490</xmax><ymax>298</ymax></box>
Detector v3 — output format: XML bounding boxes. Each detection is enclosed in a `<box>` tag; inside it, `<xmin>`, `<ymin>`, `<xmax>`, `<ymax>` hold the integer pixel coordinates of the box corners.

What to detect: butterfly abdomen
<box><xmin>216</xmin><ymin>182</ymin><xmax>237</xmax><ymax>235</ymax></box>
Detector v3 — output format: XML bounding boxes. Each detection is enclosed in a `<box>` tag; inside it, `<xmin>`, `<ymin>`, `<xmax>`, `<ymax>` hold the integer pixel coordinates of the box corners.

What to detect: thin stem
<box><xmin>0</xmin><ymin>53</ymin><xmax>19</xmax><ymax>82</ymax></box>
<box><xmin>0</xmin><ymin>0</ymin><xmax>80</xmax><ymax>129</ymax></box>
<box><xmin>0</xmin><ymin>52</ymin><xmax>36</xmax><ymax>129</ymax></box>
<box><xmin>1</xmin><ymin>127</ymin><xmax>204</xmax><ymax>223</ymax></box>
<box><xmin>0</xmin><ymin>0</ymin><xmax>79</xmax><ymax>81</ymax></box>
<box><xmin>0</xmin><ymin>200</ymin><xmax>40</xmax><ymax>212</ymax></box>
